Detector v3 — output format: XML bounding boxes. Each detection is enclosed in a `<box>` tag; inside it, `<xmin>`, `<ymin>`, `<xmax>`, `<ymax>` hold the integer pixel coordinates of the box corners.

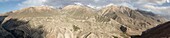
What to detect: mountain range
<box><xmin>0</xmin><ymin>5</ymin><xmax>168</xmax><ymax>38</ymax></box>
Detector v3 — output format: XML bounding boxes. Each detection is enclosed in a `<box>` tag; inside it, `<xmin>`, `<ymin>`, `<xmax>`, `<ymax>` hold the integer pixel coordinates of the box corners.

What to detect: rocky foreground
<box><xmin>0</xmin><ymin>5</ymin><xmax>168</xmax><ymax>38</ymax></box>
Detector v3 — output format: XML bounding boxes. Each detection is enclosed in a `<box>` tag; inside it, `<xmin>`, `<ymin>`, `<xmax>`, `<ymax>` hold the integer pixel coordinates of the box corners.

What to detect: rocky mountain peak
<box><xmin>62</xmin><ymin>5</ymin><xmax>85</xmax><ymax>9</ymax></box>
<box><xmin>10</xmin><ymin>6</ymin><xmax>54</xmax><ymax>14</ymax></box>
<box><xmin>62</xmin><ymin>5</ymin><xmax>95</xmax><ymax>12</ymax></box>
<box><xmin>27</xmin><ymin>6</ymin><xmax>54</xmax><ymax>11</ymax></box>
<box><xmin>101</xmin><ymin>5</ymin><xmax>120</xmax><ymax>12</ymax></box>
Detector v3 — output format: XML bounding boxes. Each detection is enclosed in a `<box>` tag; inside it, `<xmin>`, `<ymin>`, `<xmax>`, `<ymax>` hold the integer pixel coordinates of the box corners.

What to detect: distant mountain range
<box><xmin>0</xmin><ymin>5</ymin><xmax>168</xmax><ymax>38</ymax></box>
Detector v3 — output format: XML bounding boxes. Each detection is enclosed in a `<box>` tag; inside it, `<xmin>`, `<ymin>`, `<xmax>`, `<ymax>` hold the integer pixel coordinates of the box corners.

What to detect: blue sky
<box><xmin>0</xmin><ymin>0</ymin><xmax>25</xmax><ymax>13</ymax></box>
<box><xmin>0</xmin><ymin>0</ymin><xmax>170</xmax><ymax>15</ymax></box>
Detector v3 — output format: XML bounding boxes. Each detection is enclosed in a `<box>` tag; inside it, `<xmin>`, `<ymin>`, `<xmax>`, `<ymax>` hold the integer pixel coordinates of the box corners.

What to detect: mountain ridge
<box><xmin>0</xmin><ymin>5</ymin><xmax>167</xmax><ymax>38</ymax></box>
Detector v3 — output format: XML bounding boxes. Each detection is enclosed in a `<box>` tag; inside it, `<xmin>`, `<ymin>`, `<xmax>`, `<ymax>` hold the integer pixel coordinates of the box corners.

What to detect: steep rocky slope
<box><xmin>99</xmin><ymin>5</ymin><xmax>165</xmax><ymax>35</ymax></box>
<box><xmin>0</xmin><ymin>5</ymin><xmax>166</xmax><ymax>38</ymax></box>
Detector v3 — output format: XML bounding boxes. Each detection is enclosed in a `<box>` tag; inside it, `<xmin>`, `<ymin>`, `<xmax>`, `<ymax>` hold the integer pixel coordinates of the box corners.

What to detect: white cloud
<box><xmin>18</xmin><ymin>0</ymin><xmax>170</xmax><ymax>16</ymax></box>
<box><xmin>140</xmin><ymin>4</ymin><xmax>170</xmax><ymax>19</ymax></box>
<box><xmin>136</xmin><ymin>0</ymin><xmax>167</xmax><ymax>5</ymax></box>
<box><xmin>0</xmin><ymin>0</ymin><xmax>21</xmax><ymax>2</ymax></box>
<box><xmin>18</xmin><ymin>0</ymin><xmax>47</xmax><ymax>8</ymax></box>
<box><xmin>74</xmin><ymin>2</ymin><xmax>84</xmax><ymax>6</ymax></box>
<box><xmin>167</xmin><ymin>0</ymin><xmax>170</xmax><ymax>3</ymax></box>
<box><xmin>118</xmin><ymin>3</ymin><xmax>136</xmax><ymax>9</ymax></box>
<box><xmin>0</xmin><ymin>0</ymin><xmax>8</xmax><ymax>2</ymax></box>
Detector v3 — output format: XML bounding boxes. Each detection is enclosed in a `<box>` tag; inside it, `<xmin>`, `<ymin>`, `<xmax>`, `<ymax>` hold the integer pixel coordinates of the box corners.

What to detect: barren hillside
<box><xmin>0</xmin><ymin>5</ymin><xmax>167</xmax><ymax>38</ymax></box>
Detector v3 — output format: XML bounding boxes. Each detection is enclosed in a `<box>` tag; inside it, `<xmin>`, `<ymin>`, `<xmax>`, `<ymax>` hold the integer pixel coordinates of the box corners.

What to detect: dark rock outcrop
<box><xmin>0</xmin><ymin>16</ymin><xmax>7</xmax><ymax>24</ymax></box>
<box><xmin>0</xmin><ymin>19</ymin><xmax>46</xmax><ymax>38</ymax></box>
<box><xmin>0</xmin><ymin>16</ymin><xmax>15</xmax><ymax>38</ymax></box>
<box><xmin>140</xmin><ymin>21</ymin><xmax>170</xmax><ymax>38</ymax></box>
